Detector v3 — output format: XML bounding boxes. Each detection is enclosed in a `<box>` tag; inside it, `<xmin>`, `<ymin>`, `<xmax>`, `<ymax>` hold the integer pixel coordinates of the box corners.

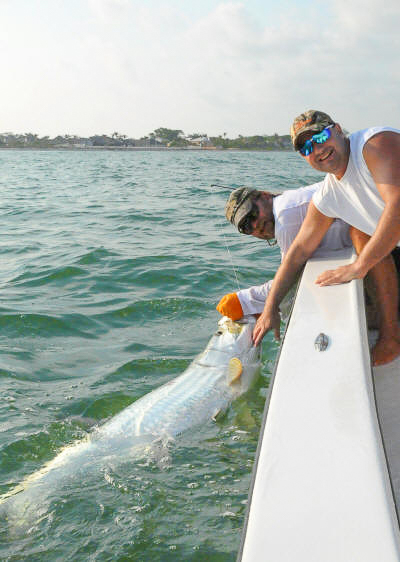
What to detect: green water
<box><xmin>0</xmin><ymin>149</ymin><xmax>323</xmax><ymax>561</ymax></box>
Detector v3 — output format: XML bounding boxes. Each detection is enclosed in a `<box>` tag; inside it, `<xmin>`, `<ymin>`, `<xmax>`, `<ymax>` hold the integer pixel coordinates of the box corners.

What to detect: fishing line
<box><xmin>210</xmin><ymin>183</ymin><xmax>242</xmax><ymax>291</ymax></box>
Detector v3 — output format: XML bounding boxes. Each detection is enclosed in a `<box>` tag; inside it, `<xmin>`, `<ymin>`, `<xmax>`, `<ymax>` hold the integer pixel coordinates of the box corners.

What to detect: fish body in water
<box><xmin>0</xmin><ymin>316</ymin><xmax>261</xmax><ymax>523</ymax></box>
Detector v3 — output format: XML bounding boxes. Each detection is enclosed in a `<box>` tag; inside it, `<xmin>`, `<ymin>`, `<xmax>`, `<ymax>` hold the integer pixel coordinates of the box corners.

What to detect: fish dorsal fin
<box><xmin>228</xmin><ymin>357</ymin><xmax>243</xmax><ymax>385</ymax></box>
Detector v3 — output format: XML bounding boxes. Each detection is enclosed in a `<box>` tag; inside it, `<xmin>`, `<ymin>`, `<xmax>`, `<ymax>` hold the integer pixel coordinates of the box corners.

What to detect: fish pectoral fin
<box><xmin>227</xmin><ymin>357</ymin><xmax>243</xmax><ymax>385</ymax></box>
<box><xmin>212</xmin><ymin>409</ymin><xmax>221</xmax><ymax>421</ymax></box>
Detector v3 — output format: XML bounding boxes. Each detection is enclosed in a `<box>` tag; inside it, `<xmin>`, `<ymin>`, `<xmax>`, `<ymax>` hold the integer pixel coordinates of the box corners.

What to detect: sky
<box><xmin>0</xmin><ymin>0</ymin><xmax>399</xmax><ymax>138</ymax></box>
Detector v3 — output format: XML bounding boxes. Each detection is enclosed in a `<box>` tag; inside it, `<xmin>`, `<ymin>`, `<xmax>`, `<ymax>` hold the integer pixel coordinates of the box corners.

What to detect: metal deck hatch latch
<box><xmin>314</xmin><ymin>333</ymin><xmax>329</xmax><ymax>351</ymax></box>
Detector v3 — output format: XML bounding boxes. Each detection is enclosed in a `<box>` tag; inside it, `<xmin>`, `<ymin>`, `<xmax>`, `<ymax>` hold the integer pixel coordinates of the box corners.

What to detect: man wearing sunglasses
<box><xmin>216</xmin><ymin>184</ymin><xmax>352</xmax><ymax>321</ymax></box>
<box><xmin>252</xmin><ymin>109</ymin><xmax>400</xmax><ymax>366</ymax></box>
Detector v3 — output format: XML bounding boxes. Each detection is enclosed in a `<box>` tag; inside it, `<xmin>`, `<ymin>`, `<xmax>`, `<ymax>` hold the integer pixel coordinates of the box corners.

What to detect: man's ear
<box><xmin>334</xmin><ymin>123</ymin><xmax>343</xmax><ymax>135</ymax></box>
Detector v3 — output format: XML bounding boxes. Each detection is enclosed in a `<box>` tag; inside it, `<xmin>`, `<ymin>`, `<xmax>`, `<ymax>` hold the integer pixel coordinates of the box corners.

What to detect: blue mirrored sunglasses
<box><xmin>299</xmin><ymin>124</ymin><xmax>334</xmax><ymax>156</ymax></box>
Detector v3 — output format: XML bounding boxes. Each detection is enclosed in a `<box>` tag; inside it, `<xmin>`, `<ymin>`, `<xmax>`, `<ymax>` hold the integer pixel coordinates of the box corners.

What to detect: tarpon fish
<box><xmin>0</xmin><ymin>315</ymin><xmax>261</xmax><ymax>527</ymax></box>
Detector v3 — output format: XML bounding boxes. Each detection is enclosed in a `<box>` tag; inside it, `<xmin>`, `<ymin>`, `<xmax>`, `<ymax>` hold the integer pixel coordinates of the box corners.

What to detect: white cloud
<box><xmin>87</xmin><ymin>0</ymin><xmax>129</xmax><ymax>22</ymax></box>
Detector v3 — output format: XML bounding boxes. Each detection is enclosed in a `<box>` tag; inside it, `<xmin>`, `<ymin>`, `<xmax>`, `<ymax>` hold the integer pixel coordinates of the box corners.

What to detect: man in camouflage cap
<box><xmin>290</xmin><ymin>110</ymin><xmax>335</xmax><ymax>151</ymax></box>
<box><xmin>252</xmin><ymin>109</ymin><xmax>400</xmax><ymax>366</ymax></box>
<box><xmin>224</xmin><ymin>187</ymin><xmax>276</xmax><ymax>241</ymax></box>
<box><xmin>216</xmin><ymin>184</ymin><xmax>351</xmax><ymax>322</ymax></box>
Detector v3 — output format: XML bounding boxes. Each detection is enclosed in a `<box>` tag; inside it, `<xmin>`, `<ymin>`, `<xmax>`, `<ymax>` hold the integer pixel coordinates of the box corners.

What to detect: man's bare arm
<box><xmin>316</xmin><ymin>132</ymin><xmax>400</xmax><ymax>286</ymax></box>
<box><xmin>253</xmin><ymin>203</ymin><xmax>333</xmax><ymax>345</ymax></box>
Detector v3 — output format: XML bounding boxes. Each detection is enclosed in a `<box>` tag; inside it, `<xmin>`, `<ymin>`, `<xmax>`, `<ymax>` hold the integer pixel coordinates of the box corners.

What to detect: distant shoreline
<box><xmin>0</xmin><ymin>129</ymin><xmax>293</xmax><ymax>151</ymax></box>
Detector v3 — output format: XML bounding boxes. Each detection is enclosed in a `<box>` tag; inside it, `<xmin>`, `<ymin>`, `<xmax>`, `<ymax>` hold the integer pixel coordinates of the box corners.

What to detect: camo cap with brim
<box><xmin>291</xmin><ymin>110</ymin><xmax>335</xmax><ymax>151</ymax></box>
<box><xmin>225</xmin><ymin>187</ymin><xmax>258</xmax><ymax>229</ymax></box>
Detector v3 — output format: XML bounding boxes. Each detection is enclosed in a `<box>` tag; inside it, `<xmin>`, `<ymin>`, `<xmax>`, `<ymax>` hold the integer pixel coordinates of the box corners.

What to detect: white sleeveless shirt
<box><xmin>312</xmin><ymin>126</ymin><xmax>400</xmax><ymax>245</ymax></box>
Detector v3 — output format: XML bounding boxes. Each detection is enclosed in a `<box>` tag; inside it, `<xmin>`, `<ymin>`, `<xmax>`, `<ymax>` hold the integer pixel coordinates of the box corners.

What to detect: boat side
<box><xmin>238</xmin><ymin>248</ymin><xmax>400</xmax><ymax>562</ymax></box>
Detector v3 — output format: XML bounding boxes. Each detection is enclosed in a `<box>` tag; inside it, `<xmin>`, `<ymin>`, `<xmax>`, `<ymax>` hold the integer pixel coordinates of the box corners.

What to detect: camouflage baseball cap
<box><xmin>291</xmin><ymin>110</ymin><xmax>335</xmax><ymax>151</ymax></box>
<box><xmin>225</xmin><ymin>187</ymin><xmax>258</xmax><ymax>229</ymax></box>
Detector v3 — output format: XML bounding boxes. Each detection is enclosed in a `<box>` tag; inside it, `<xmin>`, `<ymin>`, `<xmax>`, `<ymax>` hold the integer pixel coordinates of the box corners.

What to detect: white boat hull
<box><xmin>239</xmin><ymin>248</ymin><xmax>400</xmax><ymax>562</ymax></box>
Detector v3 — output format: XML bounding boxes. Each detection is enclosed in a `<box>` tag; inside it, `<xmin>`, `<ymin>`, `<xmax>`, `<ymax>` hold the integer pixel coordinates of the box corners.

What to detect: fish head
<box><xmin>214</xmin><ymin>315</ymin><xmax>262</xmax><ymax>394</ymax></box>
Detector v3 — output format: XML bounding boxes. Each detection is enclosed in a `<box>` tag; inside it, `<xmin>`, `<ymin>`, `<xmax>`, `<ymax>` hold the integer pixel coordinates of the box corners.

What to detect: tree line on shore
<box><xmin>0</xmin><ymin>127</ymin><xmax>293</xmax><ymax>150</ymax></box>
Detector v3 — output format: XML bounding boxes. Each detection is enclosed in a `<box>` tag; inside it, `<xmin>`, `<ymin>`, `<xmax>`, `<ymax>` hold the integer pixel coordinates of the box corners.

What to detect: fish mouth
<box><xmin>218</xmin><ymin>316</ymin><xmax>244</xmax><ymax>336</ymax></box>
<box><xmin>216</xmin><ymin>317</ymin><xmax>257</xmax><ymax>355</ymax></box>
<box><xmin>237</xmin><ymin>315</ymin><xmax>257</xmax><ymax>325</ymax></box>
<box><xmin>218</xmin><ymin>315</ymin><xmax>256</xmax><ymax>330</ymax></box>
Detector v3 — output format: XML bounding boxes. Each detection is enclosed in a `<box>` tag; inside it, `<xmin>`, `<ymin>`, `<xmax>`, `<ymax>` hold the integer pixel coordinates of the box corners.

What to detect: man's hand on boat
<box><xmin>315</xmin><ymin>261</ymin><xmax>364</xmax><ymax>286</ymax></box>
<box><xmin>252</xmin><ymin>307</ymin><xmax>281</xmax><ymax>346</ymax></box>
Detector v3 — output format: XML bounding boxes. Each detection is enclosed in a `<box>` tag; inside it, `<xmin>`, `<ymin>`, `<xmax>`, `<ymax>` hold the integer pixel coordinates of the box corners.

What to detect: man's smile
<box><xmin>318</xmin><ymin>147</ymin><xmax>334</xmax><ymax>162</ymax></box>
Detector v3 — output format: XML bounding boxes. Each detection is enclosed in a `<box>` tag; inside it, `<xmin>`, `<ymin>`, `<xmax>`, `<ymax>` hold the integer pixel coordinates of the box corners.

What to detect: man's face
<box><xmin>298</xmin><ymin>124</ymin><xmax>349</xmax><ymax>178</ymax></box>
<box><xmin>248</xmin><ymin>194</ymin><xmax>275</xmax><ymax>241</ymax></box>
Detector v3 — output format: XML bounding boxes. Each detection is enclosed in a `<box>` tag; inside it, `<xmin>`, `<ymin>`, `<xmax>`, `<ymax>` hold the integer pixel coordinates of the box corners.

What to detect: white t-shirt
<box><xmin>237</xmin><ymin>183</ymin><xmax>352</xmax><ymax>315</ymax></box>
<box><xmin>274</xmin><ymin>184</ymin><xmax>351</xmax><ymax>259</ymax></box>
<box><xmin>313</xmin><ymin>127</ymin><xmax>400</xmax><ymax>244</ymax></box>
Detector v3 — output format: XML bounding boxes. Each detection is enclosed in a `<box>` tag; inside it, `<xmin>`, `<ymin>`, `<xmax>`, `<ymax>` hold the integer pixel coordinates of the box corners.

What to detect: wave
<box><xmin>0</xmin><ymin>312</ymin><xmax>97</xmax><ymax>339</ymax></box>
<box><xmin>11</xmin><ymin>266</ymin><xmax>87</xmax><ymax>288</ymax></box>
